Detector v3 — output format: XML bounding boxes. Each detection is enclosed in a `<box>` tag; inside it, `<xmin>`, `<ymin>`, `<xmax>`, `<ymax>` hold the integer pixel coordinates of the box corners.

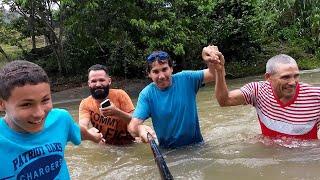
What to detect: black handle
<box><xmin>147</xmin><ymin>133</ymin><xmax>174</xmax><ymax>180</ymax></box>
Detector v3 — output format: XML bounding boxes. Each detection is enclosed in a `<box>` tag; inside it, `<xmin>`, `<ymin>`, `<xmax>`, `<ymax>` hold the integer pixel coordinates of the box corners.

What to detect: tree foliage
<box><xmin>1</xmin><ymin>0</ymin><xmax>319</xmax><ymax>78</ymax></box>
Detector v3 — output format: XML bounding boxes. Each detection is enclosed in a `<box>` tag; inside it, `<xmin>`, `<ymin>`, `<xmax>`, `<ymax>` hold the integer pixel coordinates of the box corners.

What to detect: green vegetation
<box><xmin>0</xmin><ymin>58</ymin><xmax>6</xmax><ymax>67</ymax></box>
<box><xmin>0</xmin><ymin>0</ymin><xmax>319</xmax><ymax>79</ymax></box>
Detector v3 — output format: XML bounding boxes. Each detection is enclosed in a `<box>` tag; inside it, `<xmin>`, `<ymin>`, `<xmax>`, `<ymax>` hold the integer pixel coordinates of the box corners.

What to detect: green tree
<box><xmin>0</xmin><ymin>7</ymin><xmax>10</xmax><ymax>60</ymax></box>
<box><xmin>3</xmin><ymin>0</ymin><xmax>70</xmax><ymax>75</ymax></box>
<box><xmin>206</xmin><ymin>0</ymin><xmax>262</xmax><ymax>66</ymax></box>
<box><xmin>0</xmin><ymin>6</ymin><xmax>26</xmax><ymax>61</ymax></box>
<box><xmin>64</xmin><ymin>0</ymin><xmax>145</xmax><ymax>77</ymax></box>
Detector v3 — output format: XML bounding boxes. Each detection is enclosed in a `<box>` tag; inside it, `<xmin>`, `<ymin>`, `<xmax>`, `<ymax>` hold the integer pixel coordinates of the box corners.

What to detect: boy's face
<box><xmin>0</xmin><ymin>83</ymin><xmax>53</xmax><ymax>133</ymax></box>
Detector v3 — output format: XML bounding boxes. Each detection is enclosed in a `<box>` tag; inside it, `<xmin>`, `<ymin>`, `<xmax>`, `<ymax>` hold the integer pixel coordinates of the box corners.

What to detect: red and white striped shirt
<box><xmin>240</xmin><ymin>81</ymin><xmax>320</xmax><ymax>139</ymax></box>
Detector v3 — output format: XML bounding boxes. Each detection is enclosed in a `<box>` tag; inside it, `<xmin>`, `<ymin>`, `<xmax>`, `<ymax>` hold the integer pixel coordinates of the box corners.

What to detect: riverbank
<box><xmin>49</xmin><ymin>66</ymin><xmax>320</xmax><ymax>104</ymax></box>
<box><xmin>51</xmin><ymin>77</ymin><xmax>150</xmax><ymax>104</ymax></box>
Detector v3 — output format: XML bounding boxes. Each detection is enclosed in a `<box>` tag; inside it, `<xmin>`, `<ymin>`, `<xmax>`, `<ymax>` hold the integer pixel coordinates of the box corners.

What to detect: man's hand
<box><xmin>88</xmin><ymin>127</ymin><xmax>105</xmax><ymax>144</ymax></box>
<box><xmin>99</xmin><ymin>102</ymin><xmax>120</xmax><ymax>117</ymax></box>
<box><xmin>211</xmin><ymin>51</ymin><xmax>225</xmax><ymax>71</ymax></box>
<box><xmin>202</xmin><ymin>45</ymin><xmax>225</xmax><ymax>71</ymax></box>
<box><xmin>137</xmin><ymin>125</ymin><xmax>157</xmax><ymax>143</ymax></box>
<box><xmin>202</xmin><ymin>45</ymin><xmax>219</xmax><ymax>63</ymax></box>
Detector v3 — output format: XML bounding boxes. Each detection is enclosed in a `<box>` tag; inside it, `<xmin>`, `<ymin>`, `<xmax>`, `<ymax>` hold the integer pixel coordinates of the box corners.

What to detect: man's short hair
<box><xmin>266</xmin><ymin>54</ymin><xmax>297</xmax><ymax>74</ymax></box>
<box><xmin>88</xmin><ymin>64</ymin><xmax>109</xmax><ymax>75</ymax></box>
<box><xmin>0</xmin><ymin>60</ymin><xmax>49</xmax><ymax>100</ymax></box>
<box><xmin>146</xmin><ymin>51</ymin><xmax>173</xmax><ymax>72</ymax></box>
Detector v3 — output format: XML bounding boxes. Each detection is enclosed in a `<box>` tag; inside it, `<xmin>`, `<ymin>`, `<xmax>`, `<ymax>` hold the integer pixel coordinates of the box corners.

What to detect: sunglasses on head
<box><xmin>146</xmin><ymin>51</ymin><xmax>169</xmax><ymax>62</ymax></box>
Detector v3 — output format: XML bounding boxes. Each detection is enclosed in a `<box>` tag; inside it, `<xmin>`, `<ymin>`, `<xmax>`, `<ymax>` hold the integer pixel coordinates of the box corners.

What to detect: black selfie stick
<box><xmin>147</xmin><ymin>133</ymin><xmax>174</xmax><ymax>180</ymax></box>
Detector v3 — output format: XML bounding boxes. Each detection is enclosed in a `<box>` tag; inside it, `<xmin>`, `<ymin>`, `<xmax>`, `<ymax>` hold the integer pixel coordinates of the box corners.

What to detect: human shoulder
<box><xmin>171</xmin><ymin>70</ymin><xmax>203</xmax><ymax>82</ymax></box>
<box><xmin>48</xmin><ymin>108</ymin><xmax>72</xmax><ymax>119</ymax></box>
<box><xmin>46</xmin><ymin>108</ymin><xmax>75</xmax><ymax>128</ymax></box>
<box><xmin>299</xmin><ymin>82</ymin><xmax>320</xmax><ymax>92</ymax></box>
<box><xmin>240</xmin><ymin>81</ymin><xmax>269</xmax><ymax>96</ymax></box>
<box><xmin>109</xmin><ymin>88</ymin><xmax>133</xmax><ymax>101</ymax></box>
<box><xmin>242</xmin><ymin>81</ymin><xmax>269</xmax><ymax>88</ymax></box>
<box><xmin>80</xmin><ymin>96</ymin><xmax>97</xmax><ymax>107</ymax></box>
<box><xmin>175</xmin><ymin>70</ymin><xmax>203</xmax><ymax>76</ymax></box>
<box><xmin>135</xmin><ymin>83</ymin><xmax>157</xmax><ymax>101</ymax></box>
<box><xmin>49</xmin><ymin>108</ymin><xmax>69</xmax><ymax>115</ymax></box>
<box><xmin>81</xmin><ymin>95</ymin><xmax>95</xmax><ymax>103</ymax></box>
<box><xmin>109</xmin><ymin>88</ymin><xmax>129</xmax><ymax>96</ymax></box>
<box><xmin>139</xmin><ymin>83</ymin><xmax>156</xmax><ymax>94</ymax></box>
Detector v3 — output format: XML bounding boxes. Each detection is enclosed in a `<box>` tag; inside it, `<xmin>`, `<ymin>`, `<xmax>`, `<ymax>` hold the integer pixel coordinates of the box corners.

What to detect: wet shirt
<box><xmin>0</xmin><ymin>108</ymin><xmax>81</xmax><ymax>180</ymax></box>
<box><xmin>241</xmin><ymin>81</ymin><xmax>320</xmax><ymax>139</ymax></box>
<box><xmin>79</xmin><ymin>89</ymin><xmax>135</xmax><ymax>145</ymax></box>
<box><xmin>133</xmin><ymin>70</ymin><xmax>204</xmax><ymax>148</ymax></box>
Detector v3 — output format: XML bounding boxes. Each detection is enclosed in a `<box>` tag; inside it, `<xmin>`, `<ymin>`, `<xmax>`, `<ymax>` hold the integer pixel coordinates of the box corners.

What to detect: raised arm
<box><xmin>214</xmin><ymin>51</ymin><xmax>246</xmax><ymax>106</ymax></box>
<box><xmin>202</xmin><ymin>45</ymin><xmax>220</xmax><ymax>83</ymax></box>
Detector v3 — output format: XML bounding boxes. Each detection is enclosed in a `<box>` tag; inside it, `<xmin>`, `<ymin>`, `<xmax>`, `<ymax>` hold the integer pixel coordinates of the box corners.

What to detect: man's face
<box><xmin>0</xmin><ymin>83</ymin><xmax>53</xmax><ymax>133</ymax></box>
<box><xmin>266</xmin><ymin>63</ymin><xmax>300</xmax><ymax>100</ymax></box>
<box><xmin>88</xmin><ymin>70</ymin><xmax>111</xmax><ymax>100</ymax></box>
<box><xmin>148</xmin><ymin>61</ymin><xmax>173</xmax><ymax>90</ymax></box>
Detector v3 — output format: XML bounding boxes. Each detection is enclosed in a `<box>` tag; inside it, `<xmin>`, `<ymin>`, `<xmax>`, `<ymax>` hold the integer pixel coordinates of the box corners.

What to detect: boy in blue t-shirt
<box><xmin>0</xmin><ymin>60</ymin><xmax>104</xmax><ymax>179</ymax></box>
<box><xmin>128</xmin><ymin>45</ymin><xmax>221</xmax><ymax>148</ymax></box>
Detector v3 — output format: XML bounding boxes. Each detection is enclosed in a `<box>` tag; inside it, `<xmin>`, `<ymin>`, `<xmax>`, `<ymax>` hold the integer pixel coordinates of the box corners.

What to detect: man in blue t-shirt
<box><xmin>128</xmin><ymin>45</ymin><xmax>221</xmax><ymax>148</ymax></box>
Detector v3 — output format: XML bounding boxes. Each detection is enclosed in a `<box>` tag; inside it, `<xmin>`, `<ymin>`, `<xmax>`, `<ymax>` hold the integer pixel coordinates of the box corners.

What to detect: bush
<box><xmin>298</xmin><ymin>57</ymin><xmax>320</xmax><ymax>70</ymax></box>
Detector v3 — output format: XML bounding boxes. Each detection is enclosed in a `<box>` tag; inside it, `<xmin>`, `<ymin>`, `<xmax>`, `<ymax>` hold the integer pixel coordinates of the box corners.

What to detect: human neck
<box><xmin>279</xmin><ymin>96</ymin><xmax>293</xmax><ymax>104</ymax></box>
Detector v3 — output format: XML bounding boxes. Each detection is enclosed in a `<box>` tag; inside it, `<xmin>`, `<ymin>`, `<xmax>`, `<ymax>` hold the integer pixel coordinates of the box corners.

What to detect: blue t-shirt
<box><xmin>133</xmin><ymin>70</ymin><xmax>204</xmax><ymax>148</ymax></box>
<box><xmin>0</xmin><ymin>108</ymin><xmax>81</xmax><ymax>180</ymax></box>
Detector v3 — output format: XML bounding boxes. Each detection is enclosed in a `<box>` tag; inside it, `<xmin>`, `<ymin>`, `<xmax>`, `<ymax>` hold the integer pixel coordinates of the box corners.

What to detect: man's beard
<box><xmin>90</xmin><ymin>85</ymin><xmax>109</xmax><ymax>100</ymax></box>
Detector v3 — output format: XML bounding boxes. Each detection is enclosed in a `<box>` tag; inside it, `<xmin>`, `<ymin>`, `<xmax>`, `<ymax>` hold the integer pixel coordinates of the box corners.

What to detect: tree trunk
<box><xmin>30</xmin><ymin>0</ymin><xmax>36</xmax><ymax>49</ymax></box>
<box><xmin>59</xmin><ymin>4</ymin><xmax>67</xmax><ymax>74</ymax></box>
<box><xmin>52</xmin><ymin>47</ymin><xmax>63</xmax><ymax>76</ymax></box>
<box><xmin>37</xmin><ymin>3</ymin><xmax>65</xmax><ymax>76</ymax></box>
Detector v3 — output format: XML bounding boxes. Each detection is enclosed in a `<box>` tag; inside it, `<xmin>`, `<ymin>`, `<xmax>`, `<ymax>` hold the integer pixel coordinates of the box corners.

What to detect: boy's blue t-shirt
<box><xmin>0</xmin><ymin>108</ymin><xmax>81</xmax><ymax>180</ymax></box>
<box><xmin>133</xmin><ymin>70</ymin><xmax>204</xmax><ymax>148</ymax></box>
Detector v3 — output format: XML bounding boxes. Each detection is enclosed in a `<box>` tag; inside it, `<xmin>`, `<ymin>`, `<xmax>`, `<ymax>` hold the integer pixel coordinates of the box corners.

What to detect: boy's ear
<box><xmin>0</xmin><ymin>99</ymin><xmax>5</xmax><ymax>111</ymax></box>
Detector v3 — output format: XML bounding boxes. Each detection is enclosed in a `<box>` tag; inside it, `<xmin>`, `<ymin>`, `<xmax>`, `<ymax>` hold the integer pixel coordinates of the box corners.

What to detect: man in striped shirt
<box><xmin>213</xmin><ymin>52</ymin><xmax>320</xmax><ymax>139</ymax></box>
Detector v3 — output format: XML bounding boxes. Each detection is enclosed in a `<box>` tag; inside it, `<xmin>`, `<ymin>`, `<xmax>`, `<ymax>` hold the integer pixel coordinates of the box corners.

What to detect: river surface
<box><xmin>54</xmin><ymin>69</ymin><xmax>320</xmax><ymax>180</ymax></box>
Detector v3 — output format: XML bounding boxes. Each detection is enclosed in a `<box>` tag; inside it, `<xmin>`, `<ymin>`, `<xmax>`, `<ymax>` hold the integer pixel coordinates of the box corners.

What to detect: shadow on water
<box><xmin>52</xmin><ymin>69</ymin><xmax>320</xmax><ymax>180</ymax></box>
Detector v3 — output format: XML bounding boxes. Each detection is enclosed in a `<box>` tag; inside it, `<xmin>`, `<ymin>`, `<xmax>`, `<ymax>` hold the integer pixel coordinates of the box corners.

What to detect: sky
<box><xmin>1</xmin><ymin>0</ymin><xmax>59</xmax><ymax>11</ymax></box>
<box><xmin>0</xmin><ymin>0</ymin><xmax>10</xmax><ymax>10</ymax></box>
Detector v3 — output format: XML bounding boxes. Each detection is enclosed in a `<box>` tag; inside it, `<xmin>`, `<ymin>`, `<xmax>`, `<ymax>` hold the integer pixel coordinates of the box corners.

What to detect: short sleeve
<box><xmin>240</xmin><ymin>82</ymin><xmax>259</xmax><ymax>105</ymax></box>
<box><xmin>133</xmin><ymin>88</ymin><xmax>150</xmax><ymax>121</ymax></box>
<box><xmin>118</xmin><ymin>90</ymin><xmax>135</xmax><ymax>113</ymax></box>
<box><xmin>65</xmin><ymin>111</ymin><xmax>81</xmax><ymax>145</ymax></box>
<box><xmin>79</xmin><ymin>99</ymin><xmax>91</xmax><ymax>120</ymax></box>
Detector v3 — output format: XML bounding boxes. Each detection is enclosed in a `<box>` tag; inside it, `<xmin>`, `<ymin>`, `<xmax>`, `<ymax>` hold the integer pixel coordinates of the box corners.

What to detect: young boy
<box><xmin>0</xmin><ymin>60</ymin><xmax>103</xmax><ymax>179</ymax></box>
